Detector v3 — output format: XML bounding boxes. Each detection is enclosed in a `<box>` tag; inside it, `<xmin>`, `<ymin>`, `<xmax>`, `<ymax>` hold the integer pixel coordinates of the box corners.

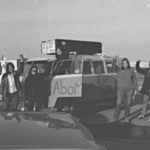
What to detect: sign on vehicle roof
<box><xmin>41</xmin><ymin>39</ymin><xmax>102</xmax><ymax>55</ymax></box>
<box><xmin>41</xmin><ymin>40</ymin><xmax>55</xmax><ymax>55</ymax></box>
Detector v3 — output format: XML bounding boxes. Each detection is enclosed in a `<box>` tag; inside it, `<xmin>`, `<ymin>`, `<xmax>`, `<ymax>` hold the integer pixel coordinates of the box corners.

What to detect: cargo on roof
<box><xmin>41</xmin><ymin>39</ymin><xmax>102</xmax><ymax>55</ymax></box>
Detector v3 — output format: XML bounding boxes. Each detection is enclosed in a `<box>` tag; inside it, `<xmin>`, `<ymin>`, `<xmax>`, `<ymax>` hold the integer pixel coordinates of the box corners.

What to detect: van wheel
<box><xmin>56</xmin><ymin>99</ymin><xmax>78</xmax><ymax>114</ymax></box>
<box><xmin>57</xmin><ymin>101</ymin><xmax>71</xmax><ymax>113</ymax></box>
<box><xmin>70</xmin><ymin>102</ymin><xmax>79</xmax><ymax>114</ymax></box>
<box><xmin>62</xmin><ymin>105</ymin><xmax>71</xmax><ymax>113</ymax></box>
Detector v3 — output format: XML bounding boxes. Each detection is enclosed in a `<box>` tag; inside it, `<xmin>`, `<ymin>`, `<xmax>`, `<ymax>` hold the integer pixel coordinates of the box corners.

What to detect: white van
<box><xmin>48</xmin><ymin>53</ymin><xmax>120</xmax><ymax>113</ymax></box>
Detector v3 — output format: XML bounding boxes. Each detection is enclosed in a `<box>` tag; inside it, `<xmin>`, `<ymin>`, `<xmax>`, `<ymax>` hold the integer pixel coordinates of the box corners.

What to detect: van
<box><xmin>48</xmin><ymin>53</ymin><xmax>120</xmax><ymax>113</ymax></box>
<box><xmin>21</xmin><ymin>39</ymin><xmax>121</xmax><ymax>113</ymax></box>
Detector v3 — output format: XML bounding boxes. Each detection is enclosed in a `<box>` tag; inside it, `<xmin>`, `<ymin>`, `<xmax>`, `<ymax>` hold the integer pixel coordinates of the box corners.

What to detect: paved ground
<box><xmin>78</xmin><ymin>93</ymin><xmax>150</xmax><ymax>144</ymax></box>
<box><xmin>80</xmin><ymin>93</ymin><xmax>150</xmax><ymax>126</ymax></box>
<box><xmin>1</xmin><ymin>93</ymin><xmax>150</xmax><ymax>150</ymax></box>
<box><xmin>77</xmin><ymin>92</ymin><xmax>150</xmax><ymax>149</ymax></box>
<box><xmin>1</xmin><ymin>93</ymin><xmax>150</xmax><ymax>127</ymax></box>
<box><xmin>97</xmin><ymin>139</ymin><xmax>150</xmax><ymax>150</ymax></box>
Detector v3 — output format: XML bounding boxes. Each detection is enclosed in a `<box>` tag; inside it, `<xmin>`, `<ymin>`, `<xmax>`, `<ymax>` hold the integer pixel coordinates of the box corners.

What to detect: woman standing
<box><xmin>113</xmin><ymin>58</ymin><xmax>138</xmax><ymax>123</ymax></box>
<box><xmin>25</xmin><ymin>65</ymin><xmax>41</xmax><ymax>111</ymax></box>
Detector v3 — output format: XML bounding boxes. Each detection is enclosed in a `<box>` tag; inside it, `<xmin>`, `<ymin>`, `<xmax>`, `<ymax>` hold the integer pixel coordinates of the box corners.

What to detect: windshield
<box><xmin>51</xmin><ymin>59</ymin><xmax>82</xmax><ymax>75</ymax></box>
<box><xmin>21</xmin><ymin>61</ymin><xmax>51</xmax><ymax>83</ymax></box>
<box><xmin>106</xmin><ymin>61</ymin><xmax>117</xmax><ymax>73</ymax></box>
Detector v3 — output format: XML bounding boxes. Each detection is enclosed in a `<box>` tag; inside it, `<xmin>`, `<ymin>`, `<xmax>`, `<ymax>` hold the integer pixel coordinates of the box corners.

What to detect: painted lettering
<box><xmin>68</xmin><ymin>86</ymin><xmax>74</xmax><ymax>95</ymax></box>
<box><xmin>53</xmin><ymin>81</ymin><xmax>60</xmax><ymax>94</ymax></box>
<box><xmin>53</xmin><ymin>80</ymin><xmax>80</xmax><ymax>95</ymax></box>
<box><xmin>83</xmin><ymin>83</ymin><xmax>116</xmax><ymax>98</ymax></box>
<box><xmin>60</xmin><ymin>81</ymin><xmax>66</xmax><ymax>94</ymax></box>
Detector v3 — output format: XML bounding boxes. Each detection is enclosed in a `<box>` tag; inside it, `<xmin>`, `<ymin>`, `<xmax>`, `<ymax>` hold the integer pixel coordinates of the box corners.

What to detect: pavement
<box><xmin>1</xmin><ymin>92</ymin><xmax>150</xmax><ymax>141</ymax></box>
<box><xmin>79</xmin><ymin>93</ymin><xmax>150</xmax><ymax>141</ymax></box>
<box><xmin>80</xmin><ymin>93</ymin><xmax>150</xmax><ymax>125</ymax></box>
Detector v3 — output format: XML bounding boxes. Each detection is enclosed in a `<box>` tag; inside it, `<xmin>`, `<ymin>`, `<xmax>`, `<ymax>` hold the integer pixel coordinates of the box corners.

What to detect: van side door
<box><xmin>82</xmin><ymin>59</ymin><xmax>117</xmax><ymax>104</ymax></box>
<box><xmin>48</xmin><ymin>59</ymin><xmax>82</xmax><ymax>108</ymax></box>
<box><xmin>81</xmin><ymin>60</ymin><xmax>105</xmax><ymax>102</ymax></box>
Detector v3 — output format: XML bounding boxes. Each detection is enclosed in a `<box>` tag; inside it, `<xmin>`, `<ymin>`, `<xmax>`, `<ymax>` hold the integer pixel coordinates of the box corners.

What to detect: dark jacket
<box><xmin>25</xmin><ymin>63</ymin><xmax>51</xmax><ymax>101</ymax></box>
<box><xmin>25</xmin><ymin>74</ymin><xmax>49</xmax><ymax>100</ymax></box>
<box><xmin>25</xmin><ymin>74</ymin><xmax>40</xmax><ymax>100</ymax></box>
<box><xmin>0</xmin><ymin>62</ymin><xmax>24</xmax><ymax>98</ymax></box>
<box><xmin>136</xmin><ymin>61</ymin><xmax>150</xmax><ymax>95</ymax></box>
<box><xmin>38</xmin><ymin>73</ymin><xmax>49</xmax><ymax>97</ymax></box>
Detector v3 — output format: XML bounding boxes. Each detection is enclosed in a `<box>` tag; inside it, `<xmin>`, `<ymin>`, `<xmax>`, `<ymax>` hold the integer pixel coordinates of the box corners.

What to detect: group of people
<box><xmin>0</xmin><ymin>54</ymin><xmax>50</xmax><ymax>112</ymax></box>
<box><xmin>0</xmin><ymin>54</ymin><xmax>150</xmax><ymax>121</ymax></box>
<box><xmin>113</xmin><ymin>57</ymin><xmax>150</xmax><ymax>123</ymax></box>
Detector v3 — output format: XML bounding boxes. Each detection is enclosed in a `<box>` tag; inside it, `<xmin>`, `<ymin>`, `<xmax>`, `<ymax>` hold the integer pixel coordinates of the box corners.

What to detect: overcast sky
<box><xmin>1</xmin><ymin>0</ymin><xmax>150</xmax><ymax>61</ymax></box>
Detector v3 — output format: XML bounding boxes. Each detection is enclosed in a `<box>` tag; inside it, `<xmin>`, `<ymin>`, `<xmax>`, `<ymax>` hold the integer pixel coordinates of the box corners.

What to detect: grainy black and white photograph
<box><xmin>0</xmin><ymin>0</ymin><xmax>150</xmax><ymax>150</ymax></box>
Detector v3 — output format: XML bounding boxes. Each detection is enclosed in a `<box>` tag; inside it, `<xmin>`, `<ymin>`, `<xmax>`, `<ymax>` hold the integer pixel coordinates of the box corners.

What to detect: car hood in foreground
<box><xmin>0</xmin><ymin>111</ymin><xmax>105</xmax><ymax>150</ymax></box>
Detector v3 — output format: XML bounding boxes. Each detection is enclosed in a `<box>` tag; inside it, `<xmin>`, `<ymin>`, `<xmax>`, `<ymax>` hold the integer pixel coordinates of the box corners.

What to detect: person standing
<box><xmin>25</xmin><ymin>65</ymin><xmax>41</xmax><ymax>111</ymax></box>
<box><xmin>38</xmin><ymin>61</ymin><xmax>51</xmax><ymax>109</ymax></box>
<box><xmin>136</xmin><ymin>60</ymin><xmax>150</xmax><ymax>119</ymax></box>
<box><xmin>113</xmin><ymin>57</ymin><xmax>138</xmax><ymax>123</ymax></box>
<box><xmin>0</xmin><ymin>55</ymin><xmax>25</xmax><ymax>111</ymax></box>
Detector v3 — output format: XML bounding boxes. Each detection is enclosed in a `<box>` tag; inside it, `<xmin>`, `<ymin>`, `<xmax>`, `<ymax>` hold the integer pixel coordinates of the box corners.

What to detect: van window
<box><xmin>76</xmin><ymin>60</ymin><xmax>82</xmax><ymax>74</ymax></box>
<box><xmin>54</xmin><ymin>60</ymin><xmax>79</xmax><ymax>75</ymax></box>
<box><xmin>20</xmin><ymin>60</ymin><xmax>51</xmax><ymax>85</ymax></box>
<box><xmin>83</xmin><ymin>61</ymin><xmax>92</xmax><ymax>74</ymax></box>
<box><xmin>106</xmin><ymin>62</ymin><xmax>116</xmax><ymax>73</ymax></box>
<box><xmin>22</xmin><ymin>61</ymin><xmax>51</xmax><ymax>77</ymax></box>
<box><xmin>93</xmin><ymin>61</ymin><xmax>104</xmax><ymax>74</ymax></box>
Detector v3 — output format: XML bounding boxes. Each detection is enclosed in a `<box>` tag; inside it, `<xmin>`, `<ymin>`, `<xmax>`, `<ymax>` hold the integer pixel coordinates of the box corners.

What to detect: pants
<box><xmin>28</xmin><ymin>97</ymin><xmax>42</xmax><ymax>111</ymax></box>
<box><xmin>41</xmin><ymin>95</ymin><xmax>49</xmax><ymax>108</ymax></box>
<box><xmin>3</xmin><ymin>92</ymin><xmax>19</xmax><ymax>111</ymax></box>
<box><xmin>140</xmin><ymin>94</ymin><xmax>149</xmax><ymax>116</ymax></box>
<box><xmin>114</xmin><ymin>88</ymin><xmax>134</xmax><ymax>121</ymax></box>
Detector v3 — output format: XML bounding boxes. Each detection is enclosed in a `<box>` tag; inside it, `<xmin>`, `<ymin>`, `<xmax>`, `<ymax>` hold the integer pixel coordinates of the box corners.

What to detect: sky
<box><xmin>1</xmin><ymin>0</ymin><xmax>150</xmax><ymax>61</ymax></box>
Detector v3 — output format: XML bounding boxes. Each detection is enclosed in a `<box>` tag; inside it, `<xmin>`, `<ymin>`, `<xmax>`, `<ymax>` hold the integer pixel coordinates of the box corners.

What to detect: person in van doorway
<box><xmin>135</xmin><ymin>60</ymin><xmax>150</xmax><ymax>119</ymax></box>
<box><xmin>0</xmin><ymin>55</ymin><xmax>25</xmax><ymax>111</ymax></box>
<box><xmin>25</xmin><ymin>65</ymin><xmax>42</xmax><ymax>111</ymax></box>
<box><xmin>113</xmin><ymin>57</ymin><xmax>138</xmax><ymax>123</ymax></box>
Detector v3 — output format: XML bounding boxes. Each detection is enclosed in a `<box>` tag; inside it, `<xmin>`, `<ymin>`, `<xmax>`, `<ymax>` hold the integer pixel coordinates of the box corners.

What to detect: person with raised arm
<box><xmin>136</xmin><ymin>60</ymin><xmax>150</xmax><ymax>119</ymax></box>
<box><xmin>0</xmin><ymin>55</ymin><xmax>25</xmax><ymax>111</ymax></box>
<box><xmin>113</xmin><ymin>57</ymin><xmax>138</xmax><ymax>123</ymax></box>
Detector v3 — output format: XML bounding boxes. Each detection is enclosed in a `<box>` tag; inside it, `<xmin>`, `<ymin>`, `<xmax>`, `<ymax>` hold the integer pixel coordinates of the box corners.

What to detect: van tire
<box><xmin>56</xmin><ymin>98</ymin><xmax>71</xmax><ymax>113</ymax></box>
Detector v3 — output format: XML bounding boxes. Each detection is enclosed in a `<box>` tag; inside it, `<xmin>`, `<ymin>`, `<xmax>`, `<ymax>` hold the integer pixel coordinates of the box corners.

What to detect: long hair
<box><xmin>121</xmin><ymin>58</ymin><xmax>131</xmax><ymax>70</ymax></box>
<box><xmin>2</xmin><ymin>62</ymin><xmax>15</xmax><ymax>80</ymax></box>
<box><xmin>6</xmin><ymin>62</ymin><xmax>15</xmax><ymax>73</ymax></box>
<box><xmin>28</xmin><ymin>65</ymin><xmax>38</xmax><ymax>76</ymax></box>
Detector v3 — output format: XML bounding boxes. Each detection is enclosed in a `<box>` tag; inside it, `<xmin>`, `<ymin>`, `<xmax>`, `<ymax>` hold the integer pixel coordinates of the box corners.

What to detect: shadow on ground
<box><xmin>81</xmin><ymin>122</ymin><xmax>150</xmax><ymax>141</ymax></box>
<box><xmin>78</xmin><ymin>93</ymin><xmax>150</xmax><ymax>141</ymax></box>
<box><xmin>73</xmin><ymin>103</ymin><xmax>112</xmax><ymax>118</ymax></box>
